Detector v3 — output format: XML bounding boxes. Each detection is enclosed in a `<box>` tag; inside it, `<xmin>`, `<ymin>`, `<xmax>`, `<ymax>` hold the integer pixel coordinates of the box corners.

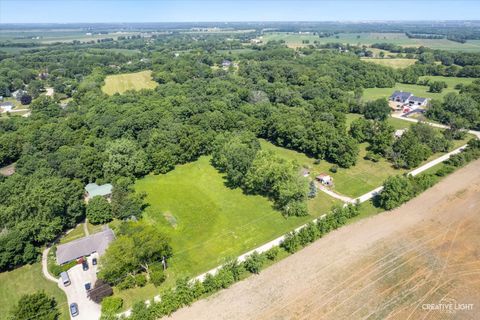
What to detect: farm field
<box><xmin>0</xmin><ymin>263</ymin><xmax>69</xmax><ymax>319</ymax></box>
<box><xmin>123</xmin><ymin>156</ymin><xmax>338</xmax><ymax>308</ymax></box>
<box><xmin>363</xmin><ymin>76</ymin><xmax>477</xmax><ymax>101</ymax></box>
<box><xmin>0</xmin><ymin>29</ymin><xmax>141</xmax><ymax>44</ymax></box>
<box><xmin>360</xmin><ymin>58</ymin><xmax>417</xmax><ymax>68</ymax></box>
<box><xmin>262</xmin><ymin>32</ymin><xmax>480</xmax><ymax>52</ymax></box>
<box><xmin>169</xmin><ymin>159</ymin><xmax>480</xmax><ymax>320</ymax></box>
<box><xmin>102</xmin><ymin>70</ymin><xmax>158</xmax><ymax>95</ymax></box>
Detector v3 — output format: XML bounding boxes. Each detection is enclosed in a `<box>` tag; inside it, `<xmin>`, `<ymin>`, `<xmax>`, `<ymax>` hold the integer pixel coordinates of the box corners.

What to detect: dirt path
<box><xmin>41</xmin><ymin>247</ymin><xmax>58</xmax><ymax>283</ymax></box>
<box><xmin>169</xmin><ymin>159</ymin><xmax>480</xmax><ymax>320</ymax></box>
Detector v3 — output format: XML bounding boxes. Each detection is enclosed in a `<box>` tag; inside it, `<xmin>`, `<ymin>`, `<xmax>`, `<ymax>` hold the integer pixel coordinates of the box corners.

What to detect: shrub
<box><xmin>135</xmin><ymin>274</ymin><xmax>147</xmax><ymax>287</ymax></box>
<box><xmin>280</xmin><ymin>231</ymin><xmax>300</xmax><ymax>253</ymax></box>
<box><xmin>435</xmin><ymin>165</ymin><xmax>455</xmax><ymax>177</ymax></box>
<box><xmin>244</xmin><ymin>251</ymin><xmax>264</xmax><ymax>274</ymax></box>
<box><xmin>149</xmin><ymin>265</ymin><xmax>166</xmax><ymax>287</ymax></box>
<box><xmin>117</xmin><ymin>276</ymin><xmax>136</xmax><ymax>290</ymax></box>
<box><xmin>101</xmin><ymin>296</ymin><xmax>123</xmax><ymax>313</ymax></box>
<box><xmin>330</xmin><ymin>165</ymin><xmax>338</xmax><ymax>173</ymax></box>
<box><xmin>265</xmin><ymin>247</ymin><xmax>280</xmax><ymax>261</ymax></box>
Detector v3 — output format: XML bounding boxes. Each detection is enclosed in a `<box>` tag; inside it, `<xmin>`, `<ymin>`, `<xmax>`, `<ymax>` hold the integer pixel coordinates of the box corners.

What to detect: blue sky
<box><xmin>1</xmin><ymin>1</ymin><xmax>479</xmax><ymax>23</ymax></box>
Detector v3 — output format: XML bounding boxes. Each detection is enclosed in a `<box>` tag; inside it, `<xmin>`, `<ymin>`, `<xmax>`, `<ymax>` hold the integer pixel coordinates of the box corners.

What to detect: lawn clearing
<box><xmin>260</xmin><ymin>139</ymin><xmax>405</xmax><ymax>198</ymax></box>
<box><xmin>363</xmin><ymin>77</ymin><xmax>476</xmax><ymax>101</ymax></box>
<box><xmin>360</xmin><ymin>58</ymin><xmax>417</xmax><ymax>69</ymax></box>
<box><xmin>121</xmin><ymin>156</ymin><xmax>338</xmax><ymax>309</ymax></box>
<box><xmin>102</xmin><ymin>70</ymin><xmax>158</xmax><ymax>95</ymax></box>
<box><xmin>0</xmin><ymin>263</ymin><xmax>69</xmax><ymax>319</ymax></box>
<box><xmin>59</xmin><ymin>223</ymin><xmax>85</xmax><ymax>244</ymax></box>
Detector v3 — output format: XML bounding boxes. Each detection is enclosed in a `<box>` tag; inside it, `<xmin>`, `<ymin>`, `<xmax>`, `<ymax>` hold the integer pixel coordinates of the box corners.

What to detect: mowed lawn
<box><xmin>363</xmin><ymin>77</ymin><xmax>477</xmax><ymax>101</ymax></box>
<box><xmin>134</xmin><ymin>156</ymin><xmax>338</xmax><ymax>278</ymax></box>
<box><xmin>0</xmin><ymin>263</ymin><xmax>69</xmax><ymax>319</ymax></box>
<box><xmin>102</xmin><ymin>70</ymin><xmax>158</xmax><ymax>95</ymax></box>
<box><xmin>260</xmin><ymin>139</ymin><xmax>405</xmax><ymax>198</ymax></box>
<box><xmin>360</xmin><ymin>58</ymin><xmax>417</xmax><ymax>69</ymax></box>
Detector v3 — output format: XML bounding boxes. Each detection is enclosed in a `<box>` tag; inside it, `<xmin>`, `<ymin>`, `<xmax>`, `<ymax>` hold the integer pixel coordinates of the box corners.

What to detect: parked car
<box><xmin>82</xmin><ymin>260</ymin><xmax>89</xmax><ymax>271</ymax></box>
<box><xmin>60</xmin><ymin>271</ymin><xmax>70</xmax><ymax>286</ymax></box>
<box><xmin>92</xmin><ymin>257</ymin><xmax>97</xmax><ymax>265</ymax></box>
<box><xmin>84</xmin><ymin>282</ymin><xmax>91</xmax><ymax>291</ymax></box>
<box><xmin>70</xmin><ymin>303</ymin><xmax>79</xmax><ymax>317</ymax></box>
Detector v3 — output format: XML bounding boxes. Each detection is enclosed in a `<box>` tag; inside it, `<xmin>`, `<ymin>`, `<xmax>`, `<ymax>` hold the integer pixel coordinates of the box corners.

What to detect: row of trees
<box><xmin>378</xmin><ymin>139</ymin><xmax>480</xmax><ymax>209</ymax></box>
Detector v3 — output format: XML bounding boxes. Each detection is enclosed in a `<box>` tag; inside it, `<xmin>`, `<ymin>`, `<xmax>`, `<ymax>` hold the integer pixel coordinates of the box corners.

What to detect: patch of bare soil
<box><xmin>169</xmin><ymin>159</ymin><xmax>480</xmax><ymax>320</ymax></box>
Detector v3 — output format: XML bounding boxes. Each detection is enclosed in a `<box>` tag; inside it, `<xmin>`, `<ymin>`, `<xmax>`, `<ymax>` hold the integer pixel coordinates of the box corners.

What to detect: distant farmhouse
<box><xmin>85</xmin><ymin>183</ymin><xmax>113</xmax><ymax>202</ymax></box>
<box><xmin>56</xmin><ymin>227</ymin><xmax>115</xmax><ymax>265</ymax></box>
<box><xmin>389</xmin><ymin>91</ymin><xmax>428</xmax><ymax>112</ymax></box>
<box><xmin>222</xmin><ymin>59</ymin><xmax>232</xmax><ymax>68</ymax></box>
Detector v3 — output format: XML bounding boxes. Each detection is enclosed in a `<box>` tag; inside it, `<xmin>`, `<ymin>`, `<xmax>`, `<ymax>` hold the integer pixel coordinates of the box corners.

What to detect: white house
<box><xmin>316</xmin><ymin>173</ymin><xmax>333</xmax><ymax>186</ymax></box>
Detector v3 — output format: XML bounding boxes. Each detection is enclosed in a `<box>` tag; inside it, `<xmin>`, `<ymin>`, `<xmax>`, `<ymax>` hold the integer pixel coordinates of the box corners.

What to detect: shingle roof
<box><xmin>409</xmin><ymin>96</ymin><xmax>427</xmax><ymax>102</ymax></box>
<box><xmin>390</xmin><ymin>91</ymin><xmax>413</xmax><ymax>101</ymax></box>
<box><xmin>56</xmin><ymin>227</ymin><xmax>115</xmax><ymax>264</ymax></box>
<box><xmin>85</xmin><ymin>183</ymin><xmax>113</xmax><ymax>199</ymax></box>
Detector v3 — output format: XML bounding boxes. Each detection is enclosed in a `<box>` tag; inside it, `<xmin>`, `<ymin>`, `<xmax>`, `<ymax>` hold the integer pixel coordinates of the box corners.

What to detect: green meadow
<box><xmin>102</xmin><ymin>70</ymin><xmax>158</xmax><ymax>95</ymax></box>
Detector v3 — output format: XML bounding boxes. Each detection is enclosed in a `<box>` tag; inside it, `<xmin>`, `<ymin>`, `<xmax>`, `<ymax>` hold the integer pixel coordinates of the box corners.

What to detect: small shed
<box><xmin>316</xmin><ymin>173</ymin><xmax>333</xmax><ymax>186</ymax></box>
<box><xmin>0</xmin><ymin>102</ymin><xmax>14</xmax><ymax>112</ymax></box>
<box><xmin>221</xmin><ymin>60</ymin><xmax>232</xmax><ymax>67</ymax></box>
<box><xmin>85</xmin><ymin>183</ymin><xmax>113</xmax><ymax>201</ymax></box>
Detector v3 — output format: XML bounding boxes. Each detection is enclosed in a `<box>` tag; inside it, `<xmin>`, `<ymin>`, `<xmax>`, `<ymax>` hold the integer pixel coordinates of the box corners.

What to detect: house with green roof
<box><xmin>85</xmin><ymin>183</ymin><xmax>113</xmax><ymax>201</ymax></box>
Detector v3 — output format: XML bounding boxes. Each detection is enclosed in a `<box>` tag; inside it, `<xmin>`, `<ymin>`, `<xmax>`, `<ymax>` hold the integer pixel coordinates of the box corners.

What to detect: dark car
<box><xmin>70</xmin><ymin>303</ymin><xmax>79</xmax><ymax>317</ymax></box>
<box><xmin>84</xmin><ymin>282</ymin><xmax>91</xmax><ymax>291</ymax></box>
<box><xmin>92</xmin><ymin>257</ymin><xmax>97</xmax><ymax>265</ymax></box>
<box><xmin>82</xmin><ymin>260</ymin><xmax>89</xmax><ymax>271</ymax></box>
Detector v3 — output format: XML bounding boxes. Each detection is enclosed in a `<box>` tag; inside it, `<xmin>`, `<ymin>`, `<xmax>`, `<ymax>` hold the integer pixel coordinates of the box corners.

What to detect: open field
<box><xmin>0</xmin><ymin>29</ymin><xmax>141</xmax><ymax>44</ymax></box>
<box><xmin>360</xmin><ymin>58</ymin><xmax>417</xmax><ymax>68</ymax></box>
<box><xmin>363</xmin><ymin>77</ymin><xmax>477</xmax><ymax>101</ymax></box>
<box><xmin>261</xmin><ymin>118</ymin><xmax>473</xmax><ymax>198</ymax></box>
<box><xmin>0</xmin><ymin>263</ymin><xmax>69</xmax><ymax>319</ymax></box>
<box><xmin>122</xmin><ymin>156</ymin><xmax>338</xmax><ymax>308</ymax></box>
<box><xmin>170</xmin><ymin>159</ymin><xmax>480</xmax><ymax>320</ymax></box>
<box><xmin>262</xmin><ymin>32</ymin><xmax>480</xmax><ymax>52</ymax></box>
<box><xmin>101</xmin><ymin>70</ymin><xmax>158</xmax><ymax>95</ymax></box>
<box><xmin>260</xmin><ymin>139</ymin><xmax>404</xmax><ymax>198</ymax></box>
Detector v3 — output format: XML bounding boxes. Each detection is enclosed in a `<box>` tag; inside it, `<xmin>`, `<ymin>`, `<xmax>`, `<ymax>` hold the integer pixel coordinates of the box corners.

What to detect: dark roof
<box><xmin>56</xmin><ymin>227</ymin><xmax>115</xmax><ymax>264</ymax></box>
<box><xmin>409</xmin><ymin>96</ymin><xmax>427</xmax><ymax>102</ymax></box>
<box><xmin>390</xmin><ymin>91</ymin><xmax>413</xmax><ymax>101</ymax></box>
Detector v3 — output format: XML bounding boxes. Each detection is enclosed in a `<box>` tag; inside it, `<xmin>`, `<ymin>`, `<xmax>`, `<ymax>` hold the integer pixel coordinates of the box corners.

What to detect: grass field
<box><xmin>121</xmin><ymin>156</ymin><xmax>338</xmax><ymax>308</ymax></box>
<box><xmin>262</xmin><ymin>32</ymin><xmax>480</xmax><ymax>52</ymax></box>
<box><xmin>0</xmin><ymin>263</ymin><xmax>69</xmax><ymax>319</ymax></box>
<box><xmin>102</xmin><ymin>70</ymin><xmax>158</xmax><ymax>95</ymax></box>
<box><xmin>363</xmin><ymin>76</ymin><xmax>477</xmax><ymax>101</ymax></box>
<box><xmin>260</xmin><ymin>116</ymin><xmax>473</xmax><ymax>198</ymax></box>
<box><xmin>260</xmin><ymin>139</ymin><xmax>405</xmax><ymax>198</ymax></box>
<box><xmin>360</xmin><ymin>58</ymin><xmax>417</xmax><ymax>69</ymax></box>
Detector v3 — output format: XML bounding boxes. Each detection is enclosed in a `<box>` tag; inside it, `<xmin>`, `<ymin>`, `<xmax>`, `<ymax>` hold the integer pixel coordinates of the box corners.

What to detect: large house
<box><xmin>389</xmin><ymin>91</ymin><xmax>429</xmax><ymax>108</ymax></box>
<box><xmin>56</xmin><ymin>227</ymin><xmax>115</xmax><ymax>265</ymax></box>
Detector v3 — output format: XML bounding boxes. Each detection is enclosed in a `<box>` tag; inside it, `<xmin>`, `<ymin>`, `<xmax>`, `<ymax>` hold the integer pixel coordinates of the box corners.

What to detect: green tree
<box><xmin>86</xmin><ymin>196</ymin><xmax>113</xmax><ymax>225</ymax></box>
<box><xmin>98</xmin><ymin>223</ymin><xmax>172</xmax><ymax>284</ymax></box>
<box><xmin>429</xmin><ymin>81</ymin><xmax>447</xmax><ymax>93</ymax></box>
<box><xmin>104</xmin><ymin>139</ymin><xmax>149</xmax><ymax>180</ymax></box>
<box><xmin>364</xmin><ymin>98</ymin><xmax>391</xmax><ymax>121</ymax></box>
<box><xmin>10</xmin><ymin>291</ymin><xmax>59</xmax><ymax>320</ymax></box>
<box><xmin>378</xmin><ymin>175</ymin><xmax>414</xmax><ymax>210</ymax></box>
